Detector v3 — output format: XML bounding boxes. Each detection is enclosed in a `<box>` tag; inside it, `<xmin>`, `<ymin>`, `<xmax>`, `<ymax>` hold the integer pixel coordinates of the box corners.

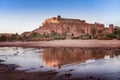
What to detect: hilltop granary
<box><xmin>23</xmin><ymin>15</ymin><xmax>114</xmax><ymax>38</ymax></box>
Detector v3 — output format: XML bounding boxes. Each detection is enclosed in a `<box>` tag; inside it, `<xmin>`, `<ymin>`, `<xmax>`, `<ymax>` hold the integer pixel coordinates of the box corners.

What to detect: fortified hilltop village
<box><xmin>33</xmin><ymin>15</ymin><xmax>114</xmax><ymax>36</ymax></box>
<box><xmin>22</xmin><ymin>15</ymin><xmax>120</xmax><ymax>40</ymax></box>
<box><xmin>0</xmin><ymin>15</ymin><xmax>120</xmax><ymax>41</ymax></box>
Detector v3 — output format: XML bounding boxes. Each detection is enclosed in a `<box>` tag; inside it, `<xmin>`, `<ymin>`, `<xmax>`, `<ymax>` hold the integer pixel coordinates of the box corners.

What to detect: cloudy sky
<box><xmin>0</xmin><ymin>0</ymin><xmax>120</xmax><ymax>34</ymax></box>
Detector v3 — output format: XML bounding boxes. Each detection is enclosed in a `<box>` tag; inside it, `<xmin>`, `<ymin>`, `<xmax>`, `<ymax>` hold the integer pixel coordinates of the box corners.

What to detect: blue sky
<box><xmin>0</xmin><ymin>0</ymin><xmax>120</xmax><ymax>34</ymax></box>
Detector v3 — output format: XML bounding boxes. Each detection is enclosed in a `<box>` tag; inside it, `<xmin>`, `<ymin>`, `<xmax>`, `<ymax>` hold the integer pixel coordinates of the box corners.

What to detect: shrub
<box><xmin>106</xmin><ymin>34</ymin><xmax>116</xmax><ymax>39</ymax></box>
<box><xmin>97</xmin><ymin>36</ymin><xmax>108</xmax><ymax>40</ymax></box>
<box><xmin>80</xmin><ymin>34</ymin><xmax>91</xmax><ymax>39</ymax></box>
<box><xmin>0</xmin><ymin>35</ymin><xmax>7</xmax><ymax>41</ymax></box>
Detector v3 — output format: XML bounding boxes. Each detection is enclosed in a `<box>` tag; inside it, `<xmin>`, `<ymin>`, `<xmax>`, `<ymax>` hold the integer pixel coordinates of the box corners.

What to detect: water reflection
<box><xmin>42</xmin><ymin>48</ymin><xmax>120</xmax><ymax>68</ymax></box>
<box><xmin>1</xmin><ymin>47</ymin><xmax>120</xmax><ymax>79</ymax></box>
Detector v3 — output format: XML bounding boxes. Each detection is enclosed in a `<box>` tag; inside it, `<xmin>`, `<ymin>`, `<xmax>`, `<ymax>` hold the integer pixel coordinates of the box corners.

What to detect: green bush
<box><xmin>72</xmin><ymin>36</ymin><xmax>80</xmax><ymax>39</ymax></box>
<box><xmin>80</xmin><ymin>34</ymin><xmax>91</xmax><ymax>39</ymax></box>
<box><xmin>106</xmin><ymin>34</ymin><xmax>116</xmax><ymax>39</ymax></box>
<box><xmin>48</xmin><ymin>32</ymin><xmax>66</xmax><ymax>40</ymax></box>
<box><xmin>97</xmin><ymin>36</ymin><xmax>108</xmax><ymax>40</ymax></box>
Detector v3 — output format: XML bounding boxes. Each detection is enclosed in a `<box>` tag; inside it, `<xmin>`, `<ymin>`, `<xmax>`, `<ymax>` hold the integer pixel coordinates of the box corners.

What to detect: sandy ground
<box><xmin>0</xmin><ymin>40</ymin><xmax>120</xmax><ymax>48</ymax></box>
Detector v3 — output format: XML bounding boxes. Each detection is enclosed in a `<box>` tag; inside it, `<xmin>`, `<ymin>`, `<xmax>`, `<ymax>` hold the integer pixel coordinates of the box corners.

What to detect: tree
<box><xmin>21</xmin><ymin>35</ymin><xmax>28</xmax><ymax>41</ymax></box>
<box><xmin>113</xmin><ymin>28</ymin><xmax>120</xmax><ymax>35</ymax></box>
<box><xmin>29</xmin><ymin>32</ymin><xmax>38</xmax><ymax>38</ymax></box>
<box><xmin>0</xmin><ymin>35</ymin><xmax>7</xmax><ymax>41</ymax></box>
<box><xmin>90</xmin><ymin>27</ymin><xmax>96</xmax><ymax>39</ymax></box>
<box><xmin>27</xmin><ymin>32</ymin><xmax>39</xmax><ymax>40</ymax></box>
<box><xmin>106</xmin><ymin>34</ymin><xmax>116</xmax><ymax>39</ymax></box>
<box><xmin>8</xmin><ymin>34</ymin><xmax>17</xmax><ymax>41</ymax></box>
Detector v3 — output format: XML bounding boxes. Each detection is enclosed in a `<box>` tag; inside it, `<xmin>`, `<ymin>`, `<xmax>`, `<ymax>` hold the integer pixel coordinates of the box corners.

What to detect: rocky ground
<box><xmin>0</xmin><ymin>64</ymin><xmax>102</xmax><ymax>80</ymax></box>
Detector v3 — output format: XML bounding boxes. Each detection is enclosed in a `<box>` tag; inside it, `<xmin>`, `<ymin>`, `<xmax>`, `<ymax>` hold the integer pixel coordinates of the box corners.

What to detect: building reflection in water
<box><xmin>42</xmin><ymin>48</ymin><xmax>120</xmax><ymax>68</ymax></box>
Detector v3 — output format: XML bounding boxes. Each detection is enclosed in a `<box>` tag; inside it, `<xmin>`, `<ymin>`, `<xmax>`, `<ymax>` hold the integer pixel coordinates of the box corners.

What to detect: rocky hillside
<box><xmin>23</xmin><ymin>15</ymin><xmax>114</xmax><ymax>38</ymax></box>
<box><xmin>20</xmin><ymin>16</ymin><xmax>119</xmax><ymax>40</ymax></box>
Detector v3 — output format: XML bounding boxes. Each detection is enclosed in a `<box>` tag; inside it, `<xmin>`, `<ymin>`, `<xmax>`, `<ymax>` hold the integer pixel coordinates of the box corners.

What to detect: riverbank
<box><xmin>0</xmin><ymin>64</ymin><xmax>102</xmax><ymax>80</ymax></box>
<box><xmin>0</xmin><ymin>64</ymin><xmax>59</xmax><ymax>80</ymax></box>
<box><xmin>0</xmin><ymin>40</ymin><xmax>120</xmax><ymax>48</ymax></box>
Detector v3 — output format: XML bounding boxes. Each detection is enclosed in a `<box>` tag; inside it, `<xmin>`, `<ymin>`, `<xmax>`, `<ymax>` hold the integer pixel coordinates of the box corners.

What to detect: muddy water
<box><xmin>0</xmin><ymin>47</ymin><xmax>120</xmax><ymax>80</ymax></box>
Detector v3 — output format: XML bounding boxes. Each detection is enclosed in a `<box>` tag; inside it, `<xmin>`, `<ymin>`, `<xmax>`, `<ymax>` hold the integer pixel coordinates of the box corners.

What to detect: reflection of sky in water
<box><xmin>0</xmin><ymin>47</ymin><xmax>45</xmax><ymax>71</ymax></box>
<box><xmin>0</xmin><ymin>47</ymin><xmax>120</xmax><ymax>80</ymax></box>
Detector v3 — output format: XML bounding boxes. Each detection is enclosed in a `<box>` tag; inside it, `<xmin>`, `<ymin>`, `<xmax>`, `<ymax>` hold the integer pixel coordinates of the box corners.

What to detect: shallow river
<box><xmin>0</xmin><ymin>47</ymin><xmax>120</xmax><ymax>80</ymax></box>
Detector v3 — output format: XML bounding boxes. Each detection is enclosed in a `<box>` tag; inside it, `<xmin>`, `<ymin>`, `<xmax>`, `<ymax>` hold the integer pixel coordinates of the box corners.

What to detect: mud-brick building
<box><xmin>33</xmin><ymin>16</ymin><xmax>114</xmax><ymax>37</ymax></box>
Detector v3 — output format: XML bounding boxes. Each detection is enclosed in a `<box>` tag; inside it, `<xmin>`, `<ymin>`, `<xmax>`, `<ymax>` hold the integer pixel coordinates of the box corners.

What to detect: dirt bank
<box><xmin>0</xmin><ymin>40</ymin><xmax>120</xmax><ymax>48</ymax></box>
